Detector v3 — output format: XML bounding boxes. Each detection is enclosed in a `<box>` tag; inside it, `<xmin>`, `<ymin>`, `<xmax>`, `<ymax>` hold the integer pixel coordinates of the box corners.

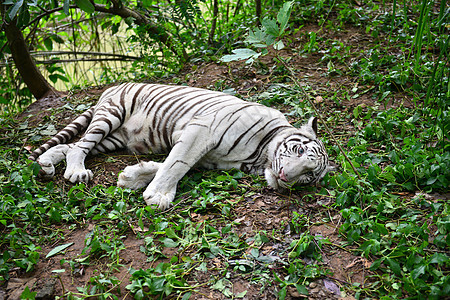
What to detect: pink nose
<box><xmin>279</xmin><ymin>168</ymin><xmax>288</xmax><ymax>182</ymax></box>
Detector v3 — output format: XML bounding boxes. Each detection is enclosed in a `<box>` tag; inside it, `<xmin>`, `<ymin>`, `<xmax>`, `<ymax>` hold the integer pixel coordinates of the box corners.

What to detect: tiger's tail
<box><xmin>28</xmin><ymin>107</ymin><xmax>95</xmax><ymax>161</ymax></box>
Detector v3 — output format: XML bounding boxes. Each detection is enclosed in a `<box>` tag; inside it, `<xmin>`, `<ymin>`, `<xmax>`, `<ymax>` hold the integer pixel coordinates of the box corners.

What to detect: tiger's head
<box><xmin>265</xmin><ymin>117</ymin><xmax>335</xmax><ymax>189</ymax></box>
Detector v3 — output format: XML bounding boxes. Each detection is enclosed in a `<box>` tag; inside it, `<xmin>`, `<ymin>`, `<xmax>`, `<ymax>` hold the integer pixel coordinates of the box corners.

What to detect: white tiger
<box><xmin>29</xmin><ymin>83</ymin><xmax>333</xmax><ymax>210</ymax></box>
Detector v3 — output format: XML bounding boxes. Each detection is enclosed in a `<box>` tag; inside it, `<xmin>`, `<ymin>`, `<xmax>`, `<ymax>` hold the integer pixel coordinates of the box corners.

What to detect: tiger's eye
<box><xmin>298</xmin><ymin>148</ymin><xmax>304</xmax><ymax>155</ymax></box>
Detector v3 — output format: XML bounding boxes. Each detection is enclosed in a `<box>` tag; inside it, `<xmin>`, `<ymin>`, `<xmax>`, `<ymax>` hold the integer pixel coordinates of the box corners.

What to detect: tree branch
<box><xmin>26</xmin><ymin>2</ymin><xmax>188</xmax><ymax>61</ymax></box>
<box><xmin>30</xmin><ymin>50</ymin><xmax>140</xmax><ymax>60</ymax></box>
<box><xmin>92</xmin><ymin>2</ymin><xmax>188</xmax><ymax>61</ymax></box>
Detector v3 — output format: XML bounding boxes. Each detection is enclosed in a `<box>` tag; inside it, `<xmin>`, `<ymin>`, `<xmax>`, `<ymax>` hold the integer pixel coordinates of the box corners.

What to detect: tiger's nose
<box><xmin>279</xmin><ymin>168</ymin><xmax>288</xmax><ymax>182</ymax></box>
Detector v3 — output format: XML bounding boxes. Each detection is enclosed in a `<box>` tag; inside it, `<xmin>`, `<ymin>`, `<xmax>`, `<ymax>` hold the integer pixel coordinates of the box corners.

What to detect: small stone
<box><xmin>287</xmin><ymin>286</ymin><xmax>301</xmax><ymax>298</ymax></box>
<box><xmin>309</xmin><ymin>282</ymin><xmax>317</xmax><ymax>288</ymax></box>
<box><xmin>36</xmin><ymin>278</ymin><xmax>56</xmax><ymax>300</ymax></box>
<box><xmin>315</xmin><ymin>96</ymin><xmax>323</xmax><ymax>104</ymax></box>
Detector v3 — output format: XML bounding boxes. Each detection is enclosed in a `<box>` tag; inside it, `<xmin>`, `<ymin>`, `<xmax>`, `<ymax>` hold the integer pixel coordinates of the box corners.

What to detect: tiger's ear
<box><xmin>301</xmin><ymin>116</ymin><xmax>318</xmax><ymax>138</ymax></box>
<box><xmin>308</xmin><ymin>116</ymin><xmax>318</xmax><ymax>135</ymax></box>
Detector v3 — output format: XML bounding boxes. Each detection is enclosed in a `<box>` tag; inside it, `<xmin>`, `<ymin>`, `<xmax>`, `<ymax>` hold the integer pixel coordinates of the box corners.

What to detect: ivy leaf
<box><xmin>411</xmin><ymin>265</ymin><xmax>426</xmax><ymax>280</ymax></box>
<box><xmin>75</xmin><ymin>0</ymin><xmax>95</xmax><ymax>14</ymax></box>
<box><xmin>386</xmin><ymin>258</ymin><xmax>402</xmax><ymax>276</ymax></box>
<box><xmin>20</xmin><ymin>286</ymin><xmax>37</xmax><ymax>299</ymax></box>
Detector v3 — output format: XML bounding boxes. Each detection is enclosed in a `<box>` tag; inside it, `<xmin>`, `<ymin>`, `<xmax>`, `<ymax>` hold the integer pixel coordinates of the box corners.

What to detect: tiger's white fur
<box><xmin>30</xmin><ymin>83</ymin><xmax>333</xmax><ymax>209</ymax></box>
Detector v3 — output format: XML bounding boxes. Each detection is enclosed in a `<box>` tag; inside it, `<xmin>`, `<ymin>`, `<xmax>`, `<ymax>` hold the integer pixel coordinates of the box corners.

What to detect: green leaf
<box><xmin>8</xmin><ymin>0</ymin><xmax>24</xmax><ymax>20</ymax></box>
<box><xmin>75</xmin><ymin>0</ymin><xmax>95</xmax><ymax>14</ymax></box>
<box><xmin>261</xmin><ymin>17</ymin><xmax>279</xmax><ymax>37</ymax></box>
<box><xmin>160</xmin><ymin>237</ymin><xmax>179</xmax><ymax>248</ymax></box>
<box><xmin>295</xmin><ymin>284</ymin><xmax>309</xmax><ymax>295</ymax></box>
<box><xmin>221</xmin><ymin>48</ymin><xmax>261</xmax><ymax>63</ymax></box>
<box><xmin>236</xmin><ymin>290</ymin><xmax>247</xmax><ymax>298</ymax></box>
<box><xmin>411</xmin><ymin>265</ymin><xmax>426</xmax><ymax>280</ymax></box>
<box><xmin>386</xmin><ymin>258</ymin><xmax>401</xmax><ymax>276</ymax></box>
<box><xmin>278</xmin><ymin>286</ymin><xmax>287</xmax><ymax>300</ymax></box>
<box><xmin>63</xmin><ymin>0</ymin><xmax>70</xmax><ymax>15</ymax></box>
<box><xmin>46</xmin><ymin>242</ymin><xmax>74</xmax><ymax>258</ymax></box>
<box><xmin>370</xmin><ymin>258</ymin><xmax>383</xmax><ymax>271</ymax></box>
<box><xmin>277</xmin><ymin>1</ymin><xmax>294</xmax><ymax>34</ymax></box>
<box><xmin>273</xmin><ymin>40</ymin><xmax>285</xmax><ymax>50</ymax></box>
<box><xmin>20</xmin><ymin>286</ymin><xmax>37</xmax><ymax>300</ymax></box>
<box><xmin>250</xmin><ymin>248</ymin><xmax>259</xmax><ymax>258</ymax></box>
<box><xmin>51</xmin><ymin>269</ymin><xmax>66</xmax><ymax>273</ymax></box>
<box><xmin>165</xmin><ymin>227</ymin><xmax>178</xmax><ymax>239</ymax></box>
<box><xmin>246</xmin><ymin>28</ymin><xmax>269</xmax><ymax>46</ymax></box>
<box><xmin>429</xmin><ymin>253</ymin><xmax>448</xmax><ymax>264</ymax></box>
<box><xmin>44</xmin><ymin>38</ymin><xmax>53</xmax><ymax>51</ymax></box>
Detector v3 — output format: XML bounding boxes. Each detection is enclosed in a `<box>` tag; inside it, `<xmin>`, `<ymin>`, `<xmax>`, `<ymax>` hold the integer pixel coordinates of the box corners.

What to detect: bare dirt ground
<box><xmin>3</xmin><ymin>23</ymin><xmax>392</xmax><ymax>300</ymax></box>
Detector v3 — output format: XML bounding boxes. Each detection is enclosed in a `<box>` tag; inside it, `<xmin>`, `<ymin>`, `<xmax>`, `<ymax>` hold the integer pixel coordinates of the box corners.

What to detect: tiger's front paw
<box><xmin>117</xmin><ymin>162</ymin><xmax>160</xmax><ymax>190</ymax></box>
<box><xmin>118</xmin><ymin>166</ymin><xmax>152</xmax><ymax>190</ymax></box>
<box><xmin>64</xmin><ymin>168</ymin><xmax>93</xmax><ymax>183</ymax></box>
<box><xmin>36</xmin><ymin>159</ymin><xmax>55</xmax><ymax>178</ymax></box>
<box><xmin>143</xmin><ymin>187</ymin><xmax>176</xmax><ymax>210</ymax></box>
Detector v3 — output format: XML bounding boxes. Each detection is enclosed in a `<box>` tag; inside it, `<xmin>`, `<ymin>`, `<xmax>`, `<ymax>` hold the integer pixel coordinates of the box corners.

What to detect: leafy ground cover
<box><xmin>0</xmin><ymin>1</ymin><xmax>449</xmax><ymax>299</ymax></box>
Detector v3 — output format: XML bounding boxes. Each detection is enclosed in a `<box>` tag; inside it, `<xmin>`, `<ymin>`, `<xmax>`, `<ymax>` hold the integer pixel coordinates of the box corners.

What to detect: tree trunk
<box><xmin>255</xmin><ymin>0</ymin><xmax>262</xmax><ymax>26</ymax></box>
<box><xmin>1</xmin><ymin>5</ymin><xmax>57</xmax><ymax>99</ymax></box>
<box><xmin>208</xmin><ymin>0</ymin><xmax>219</xmax><ymax>46</ymax></box>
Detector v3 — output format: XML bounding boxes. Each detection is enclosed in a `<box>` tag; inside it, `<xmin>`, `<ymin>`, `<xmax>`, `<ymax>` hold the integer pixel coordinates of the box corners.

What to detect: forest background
<box><xmin>0</xmin><ymin>0</ymin><xmax>449</xmax><ymax>299</ymax></box>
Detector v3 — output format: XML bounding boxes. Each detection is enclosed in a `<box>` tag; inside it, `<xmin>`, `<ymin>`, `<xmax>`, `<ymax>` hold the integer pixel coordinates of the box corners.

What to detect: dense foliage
<box><xmin>0</xmin><ymin>0</ymin><xmax>280</xmax><ymax>113</ymax></box>
<box><xmin>0</xmin><ymin>0</ymin><xmax>449</xmax><ymax>299</ymax></box>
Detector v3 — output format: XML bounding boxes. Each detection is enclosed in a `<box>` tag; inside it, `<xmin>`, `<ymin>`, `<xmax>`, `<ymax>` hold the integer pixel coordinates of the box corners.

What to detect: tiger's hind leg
<box><xmin>117</xmin><ymin>161</ymin><xmax>162</xmax><ymax>190</ymax></box>
<box><xmin>36</xmin><ymin>132</ymin><xmax>125</xmax><ymax>180</ymax></box>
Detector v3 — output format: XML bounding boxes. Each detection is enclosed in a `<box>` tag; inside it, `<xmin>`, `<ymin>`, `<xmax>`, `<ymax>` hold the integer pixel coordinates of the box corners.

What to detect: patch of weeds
<box><xmin>323</xmin><ymin>100</ymin><xmax>449</xmax><ymax>298</ymax></box>
<box><xmin>82</xmin><ymin>225</ymin><xmax>126</xmax><ymax>271</ymax></box>
<box><xmin>276</xmin><ymin>232</ymin><xmax>330</xmax><ymax>299</ymax></box>
<box><xmin>127</xmin><ymin>262</ymin><xmax>192</xmax><ymax>300</ymax></box>
<box><xmin>65</xmin><ymin>273</ymin><xmax>122</xmax><ymax>300</ymax></box>
<box><xmin>0</xmin><ymin>157</ymin><xmax>54</xmax><ymax>280</ymax></box>
<box><xmin>179</xmin><ymin>169</ymin><xmax>248</xmax><ymax>215</ymax></box>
